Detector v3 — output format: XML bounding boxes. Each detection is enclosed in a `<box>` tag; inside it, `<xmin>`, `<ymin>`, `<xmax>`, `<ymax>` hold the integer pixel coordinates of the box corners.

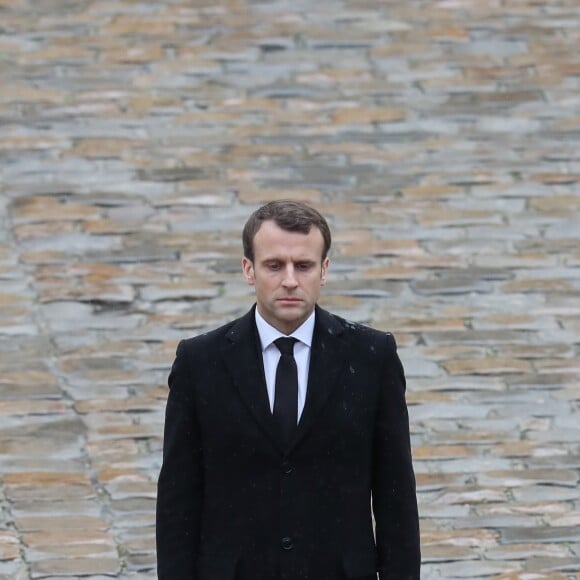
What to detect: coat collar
<box><xmin>221</xmin><ymin>305</ymin><xmax>282</xmax><ymax>451</ymax></box>
<box><xmin>221</xmin><ymin>304</ymin><xmax>348</xmax><ymax>455</ymax></box>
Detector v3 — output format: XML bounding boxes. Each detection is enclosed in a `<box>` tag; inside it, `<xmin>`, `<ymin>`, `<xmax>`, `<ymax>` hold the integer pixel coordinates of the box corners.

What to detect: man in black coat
<box><xmin>156</xmin><ymin>200</ymin><xmax>421</xmax><ymax>579</ymax></box>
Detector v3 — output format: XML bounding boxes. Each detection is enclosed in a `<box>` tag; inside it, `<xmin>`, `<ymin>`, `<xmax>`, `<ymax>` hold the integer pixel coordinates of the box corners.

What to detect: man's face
<box><xmin>242</xmin><ymin>220</ymin><xmax>329</xmax><ymax>335</ymax></box>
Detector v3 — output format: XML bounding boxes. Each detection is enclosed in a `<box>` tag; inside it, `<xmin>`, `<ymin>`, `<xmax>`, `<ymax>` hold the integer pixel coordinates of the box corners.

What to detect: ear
<box><xmin>242</xmin><ymin>257</ymin><xmax>255</xmax><ymax>285</ymax></box>
<box><xmin>320</xmin><ymin>257</ymin><xmax>329</xmax><ymax>286</ymax></box>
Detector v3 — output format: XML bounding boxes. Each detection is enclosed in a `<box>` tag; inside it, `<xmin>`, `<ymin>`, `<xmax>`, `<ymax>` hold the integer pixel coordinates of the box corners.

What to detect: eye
<box><xmin>267</xmin><ymin>262</ymin><xmax>281</xmax><ymax>270</ymax></box>
<box><xmin>297</xmin><ymin>262</ymin><xmax>312</xmax><ymax>271</ymax></box>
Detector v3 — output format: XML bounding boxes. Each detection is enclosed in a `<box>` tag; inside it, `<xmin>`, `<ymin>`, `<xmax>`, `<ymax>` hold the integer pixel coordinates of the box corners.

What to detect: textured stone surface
<box><xmin>0</xmin><ymin>0</ymin><xmax>579</xmax><ymax>577</ymax></box>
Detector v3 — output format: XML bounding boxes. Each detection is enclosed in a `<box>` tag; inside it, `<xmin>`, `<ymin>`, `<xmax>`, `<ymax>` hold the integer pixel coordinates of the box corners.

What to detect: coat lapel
<box><xmin>288</xmin><ymin>306</ymin><xmax>348</xmax><ymax>453</ymax></box>
<box><xmin>221</xmin><ymin>307</ymin><xmax>284</xmax><ymax>453</ymax></box>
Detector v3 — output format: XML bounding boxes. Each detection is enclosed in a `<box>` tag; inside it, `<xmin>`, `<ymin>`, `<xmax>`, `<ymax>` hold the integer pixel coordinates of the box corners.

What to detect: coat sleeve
<box><xmin>156</xmin><ymin>340</ymin><xmax>203</xmax><ymax>580</ymax></box>
<box><xmin>372</xmin><ymin>333</ymin><xmax>421</xmax><ymax>579</ymax></box>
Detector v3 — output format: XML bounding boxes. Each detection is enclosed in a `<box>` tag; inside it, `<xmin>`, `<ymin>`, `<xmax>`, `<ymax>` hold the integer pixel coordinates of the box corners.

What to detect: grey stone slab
<box><xmin>430</xmin><ymin>560</ymin><xmax>516</xmax><ymax>577</ymax></box>
<box><xmin>412</xmin><ymin>278</ymin><xmax>494</xmax><ymax>295</ymax></box>
<box><xmin>527</xmin><ymin>429</ymin><xmax>580</xmax><ymax>443</ymax></box>
<box><xmin>418</xmin><ymin>504</ymin><xmax>471</xmax><ymax>519</ymax></box>
<box><xmin>423</xmin><ymin>330</ymin><xmax>530</xmax><ymax>345</ymax></box>
<box><xmin>511</xmin><ymin>486</ymin><xmax>580</xmax><ymax>503</ymax></box>
<box><xmin>453</xmin><ymin>516</ymin><xmax>543</xmax><ymax>529</ymax></box>
<box><xmin>423</xmin><ymin>458</ymin><xmax>514</xmax><ymax>474</ymax></box>
<box><xmin>500</xmin><ymin>526</ymin><xmax>580</xmax><ymax>545</ymax></box>
<box><xmin>524</xmin><ymin>556</ymin><xmax>580</xmax><ymax>572</ymax></box>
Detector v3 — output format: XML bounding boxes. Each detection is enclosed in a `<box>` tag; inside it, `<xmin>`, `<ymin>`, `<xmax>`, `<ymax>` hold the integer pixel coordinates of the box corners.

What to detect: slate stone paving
<box><xmin>0</xmin><ymin>0</ymin><xmax>579</xmax><ymax>578</ymax></box>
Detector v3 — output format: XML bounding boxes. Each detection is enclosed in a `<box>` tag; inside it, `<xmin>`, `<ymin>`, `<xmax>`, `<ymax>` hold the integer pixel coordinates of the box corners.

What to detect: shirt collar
<box><xmin>255</xmin><ymin>307</ymin><xmax>315</xmax><ymax>351</ymax></box>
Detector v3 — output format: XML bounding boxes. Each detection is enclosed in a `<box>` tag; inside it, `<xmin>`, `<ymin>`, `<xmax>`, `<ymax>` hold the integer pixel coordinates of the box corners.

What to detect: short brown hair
<box><xmin>243</xmin><ymin>200</ymin><xmax>331</xmax><ymax>262</ymax></box>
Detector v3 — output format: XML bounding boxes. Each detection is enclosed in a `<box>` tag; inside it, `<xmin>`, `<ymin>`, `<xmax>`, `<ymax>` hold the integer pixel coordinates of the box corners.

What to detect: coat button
<box><xmin>282</xmin><ymin>461</ymin><xmax>294</xmax><ymax>475</ymax></box>
<box><xmin>281</xmin><ymin>536</ymin><xmax>293</xmax><ymax>550</ymax></box>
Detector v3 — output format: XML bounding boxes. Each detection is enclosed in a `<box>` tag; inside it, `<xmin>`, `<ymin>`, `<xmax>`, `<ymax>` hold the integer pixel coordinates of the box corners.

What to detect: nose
<box><xmin>282</xmin><ymin>265</ymin><xmax>298</xmax><ymax>288</ymax></box>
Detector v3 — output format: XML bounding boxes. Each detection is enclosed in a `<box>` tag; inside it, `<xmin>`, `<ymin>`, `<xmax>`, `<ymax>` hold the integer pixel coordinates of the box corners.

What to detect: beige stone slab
<box><xmin>331</xmin><ymin>107</ymin><xmax>406</xmax><ymax>124</ymax></box>
<box><xmin>0</xmin><ymin>136</ymin><xmax>70</xmax><ymax>151</ymax></box>
<box><xmin>16</xmin><ymin>515</ymin><xmax>108</xmax><ymax>532</ymax></box>
<box><xmin>104</xmin><ymin>14</ymin><xmax>176</xmax><ymax>35</ymax></box>
<box><xmin>416</xmin><ymin>472</ymin><xmax>468</xmax><ymax>491</ymax></box>
<box><xmin>0</xmin><ymin>370</ymin><xmax>59</xmax><ymax>388</ymax></box>
<box><xmin>13</xmin><ymin>221</ymin><xmax>78</xmax><ymax>241</ymax></box>
<box><xmin>10</xmin><ymin>197</ymin><xmax>102</xmax><ymax>224</ymax></box>
<box><xmin>535</xmin><ymin>359</ymin><xmax>580</xmax><ymax>374</ymax></box>
<box><xmin>406</xmin><ymin>391</ymin><xmax>456</xmax><ymax>405</ymax></box>
<box><xmin>0</xmin><ymin>400</ymin><xmax>71</xmax><ymax>416</ymax></box>
<box><xmin>0</xmin><ymin>531</ymin><xmax>20</xmax><ymax>561</ymax></box>
<box><xmin>238</xmin><ymin>187</ymin><xmax>323</xmax><ymax>204</ymax></box>
<box><xmin>444</xmin><ymin>358</ymin><xmax>531</xmax><ymax>375</ymax></box>
<box><xmin>337</xmin><ymin>239</ymin><xmax>425</xmax><ymax>257</ymax></box>
<box><xmin>0</xmin><ymin>293</ymin><xmax>29</xmax><ymax>307</ymax></box>
<box><xmin>85</xmin><ymin>439</ymin><xmax>140</xmax><ymax>463</ymax></box>
<box><xmin>19</xmin><ymin>251</ymin><xmax>71</xmax><ymax>265</ymax></box>
<box><xmin>30</xmin><ymin>557</ymin><xmax>120</xmax><ymax>577</ymax></box>
<box><xmin>0</xmin><ymin>84</ymin><xmax>66</xmax><ymax>103</ymax></box>
<box><xmin>4</xmin><ymin>472</ymin><xmax>91</xmax><ymax>487</ymax></box>
<box><xmin>502</xmin><ymin>279</ymin><xmax>575</xmax><ymax>293</ymax></box>
<box><xmin>399</xmin><ymin>255</ymin><xmax>466</xmax><ymax>269</ymax></box>
<box><xmin>414</xmin><ymin>445</ymin><xmax>478</xmax><ymax>460</ymax></box>
<box><xmin>488</xmin><ymin>442</ymin><xmax>555</xmax><ymax>458</ymax></box>
<box><xmin>100</xmin><ymin>45</ymin><xmax>167</xmax><ymax>65</ymax></box>
<box><xmin>7</xmin><ymin>484</ymin><xmax>96</xmax><ymax>502</ymax></box>
<box><xmin>74</xmin><ymin>397</ymin><xmax>159</xmax><ymax>414</ymax></box>
<box><xmin>421</xmin><ymin>528</ymin><xmax>498</xmax><ymax>548</ymax></box>
<box><xmin>96</xmin><ymin>467</ymin><xmax>150</xmax><ymax>484</ymax></box>
<box><xmin>532</xmin><ymin>173</ymin><xmax>580</xmax><ymax>185</ymax></box>
<box><xmin>361</xmin><ymin>266</ymin><xmax>419</xmax><ymax>280</ymax></box>
<box><xmin>531</xmin><ymin>195</ymin><xmax>580</xmax><ymax>212</ymax></box>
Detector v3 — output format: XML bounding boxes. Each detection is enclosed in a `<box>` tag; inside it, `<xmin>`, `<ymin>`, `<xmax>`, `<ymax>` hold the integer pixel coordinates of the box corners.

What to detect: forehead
<box><xmin>253</xmin><ymin>220</ymin><xmax>324</xmax><ymax>259</ymax></box>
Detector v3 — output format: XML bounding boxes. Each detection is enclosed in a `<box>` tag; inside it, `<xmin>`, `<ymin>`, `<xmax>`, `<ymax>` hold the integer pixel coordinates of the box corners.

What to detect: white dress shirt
<box><xmin>255</xmin><ymin>308</ymin><xmax>315</xmax><ymax>422</ymax></box>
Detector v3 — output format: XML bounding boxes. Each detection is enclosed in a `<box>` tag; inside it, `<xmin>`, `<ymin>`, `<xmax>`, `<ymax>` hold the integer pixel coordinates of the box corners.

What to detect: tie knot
<box><xmin>274</xmin><ymin>337</ymin><xmax>297</xmax><ymax>356</ymax></box>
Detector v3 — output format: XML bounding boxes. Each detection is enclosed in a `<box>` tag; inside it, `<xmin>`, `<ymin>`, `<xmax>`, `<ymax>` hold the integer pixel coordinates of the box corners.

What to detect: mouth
<box><xmin>277</xmin><ymin>297</ymin><xmax>302</xmax><ymax>304</ymax></box>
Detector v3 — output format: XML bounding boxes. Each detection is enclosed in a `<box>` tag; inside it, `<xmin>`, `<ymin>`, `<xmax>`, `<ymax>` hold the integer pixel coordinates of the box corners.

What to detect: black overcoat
<box><xmin>156</xmin><ymin>305</ymin><xmax>420</xmax><ymax>579</ymax></box>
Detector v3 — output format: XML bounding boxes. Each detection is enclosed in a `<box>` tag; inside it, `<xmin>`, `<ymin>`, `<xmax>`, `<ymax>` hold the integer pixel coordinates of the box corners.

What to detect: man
<box><xmin>156</xmin><ymin>200</ymin><xmax>420</xmax><ymax>580</ymax></box>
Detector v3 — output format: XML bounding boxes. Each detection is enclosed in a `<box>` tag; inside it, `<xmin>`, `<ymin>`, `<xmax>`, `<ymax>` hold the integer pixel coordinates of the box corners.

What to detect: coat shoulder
<box><xmin>324</xmin><ymin>309</ymin><xmax>396</xmax><ymax>349</ymax></box>
<box><xmin>317</xmin><ymin>308</ymin><xmax>398</xmax><ymax>368</ymax></box>
<box><xmin>178</xmin><ymin>317</ymin><xmax>237</xmax><ymax>354</ymax></box>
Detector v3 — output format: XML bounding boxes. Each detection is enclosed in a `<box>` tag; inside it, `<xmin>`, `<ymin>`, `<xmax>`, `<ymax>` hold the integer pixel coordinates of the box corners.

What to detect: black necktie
<box><xmin>273</xmin><ymin>337</ymin><xmax>298</xmax><ymax>445</ymax></box>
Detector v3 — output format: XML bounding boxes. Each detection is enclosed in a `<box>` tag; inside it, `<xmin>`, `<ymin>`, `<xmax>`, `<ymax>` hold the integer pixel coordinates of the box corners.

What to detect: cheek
<box><xmin>255</xmin><ymin>278</ymin><xmax>276</xmax><ymax>295</ymax></box>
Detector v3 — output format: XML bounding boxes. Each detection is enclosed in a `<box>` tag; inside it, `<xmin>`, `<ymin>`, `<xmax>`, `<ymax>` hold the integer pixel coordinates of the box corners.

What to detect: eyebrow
<box><xmin>261</xmin><ymin>258</ymin><xmax>317</xmax><ymax>264</ymax></box>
